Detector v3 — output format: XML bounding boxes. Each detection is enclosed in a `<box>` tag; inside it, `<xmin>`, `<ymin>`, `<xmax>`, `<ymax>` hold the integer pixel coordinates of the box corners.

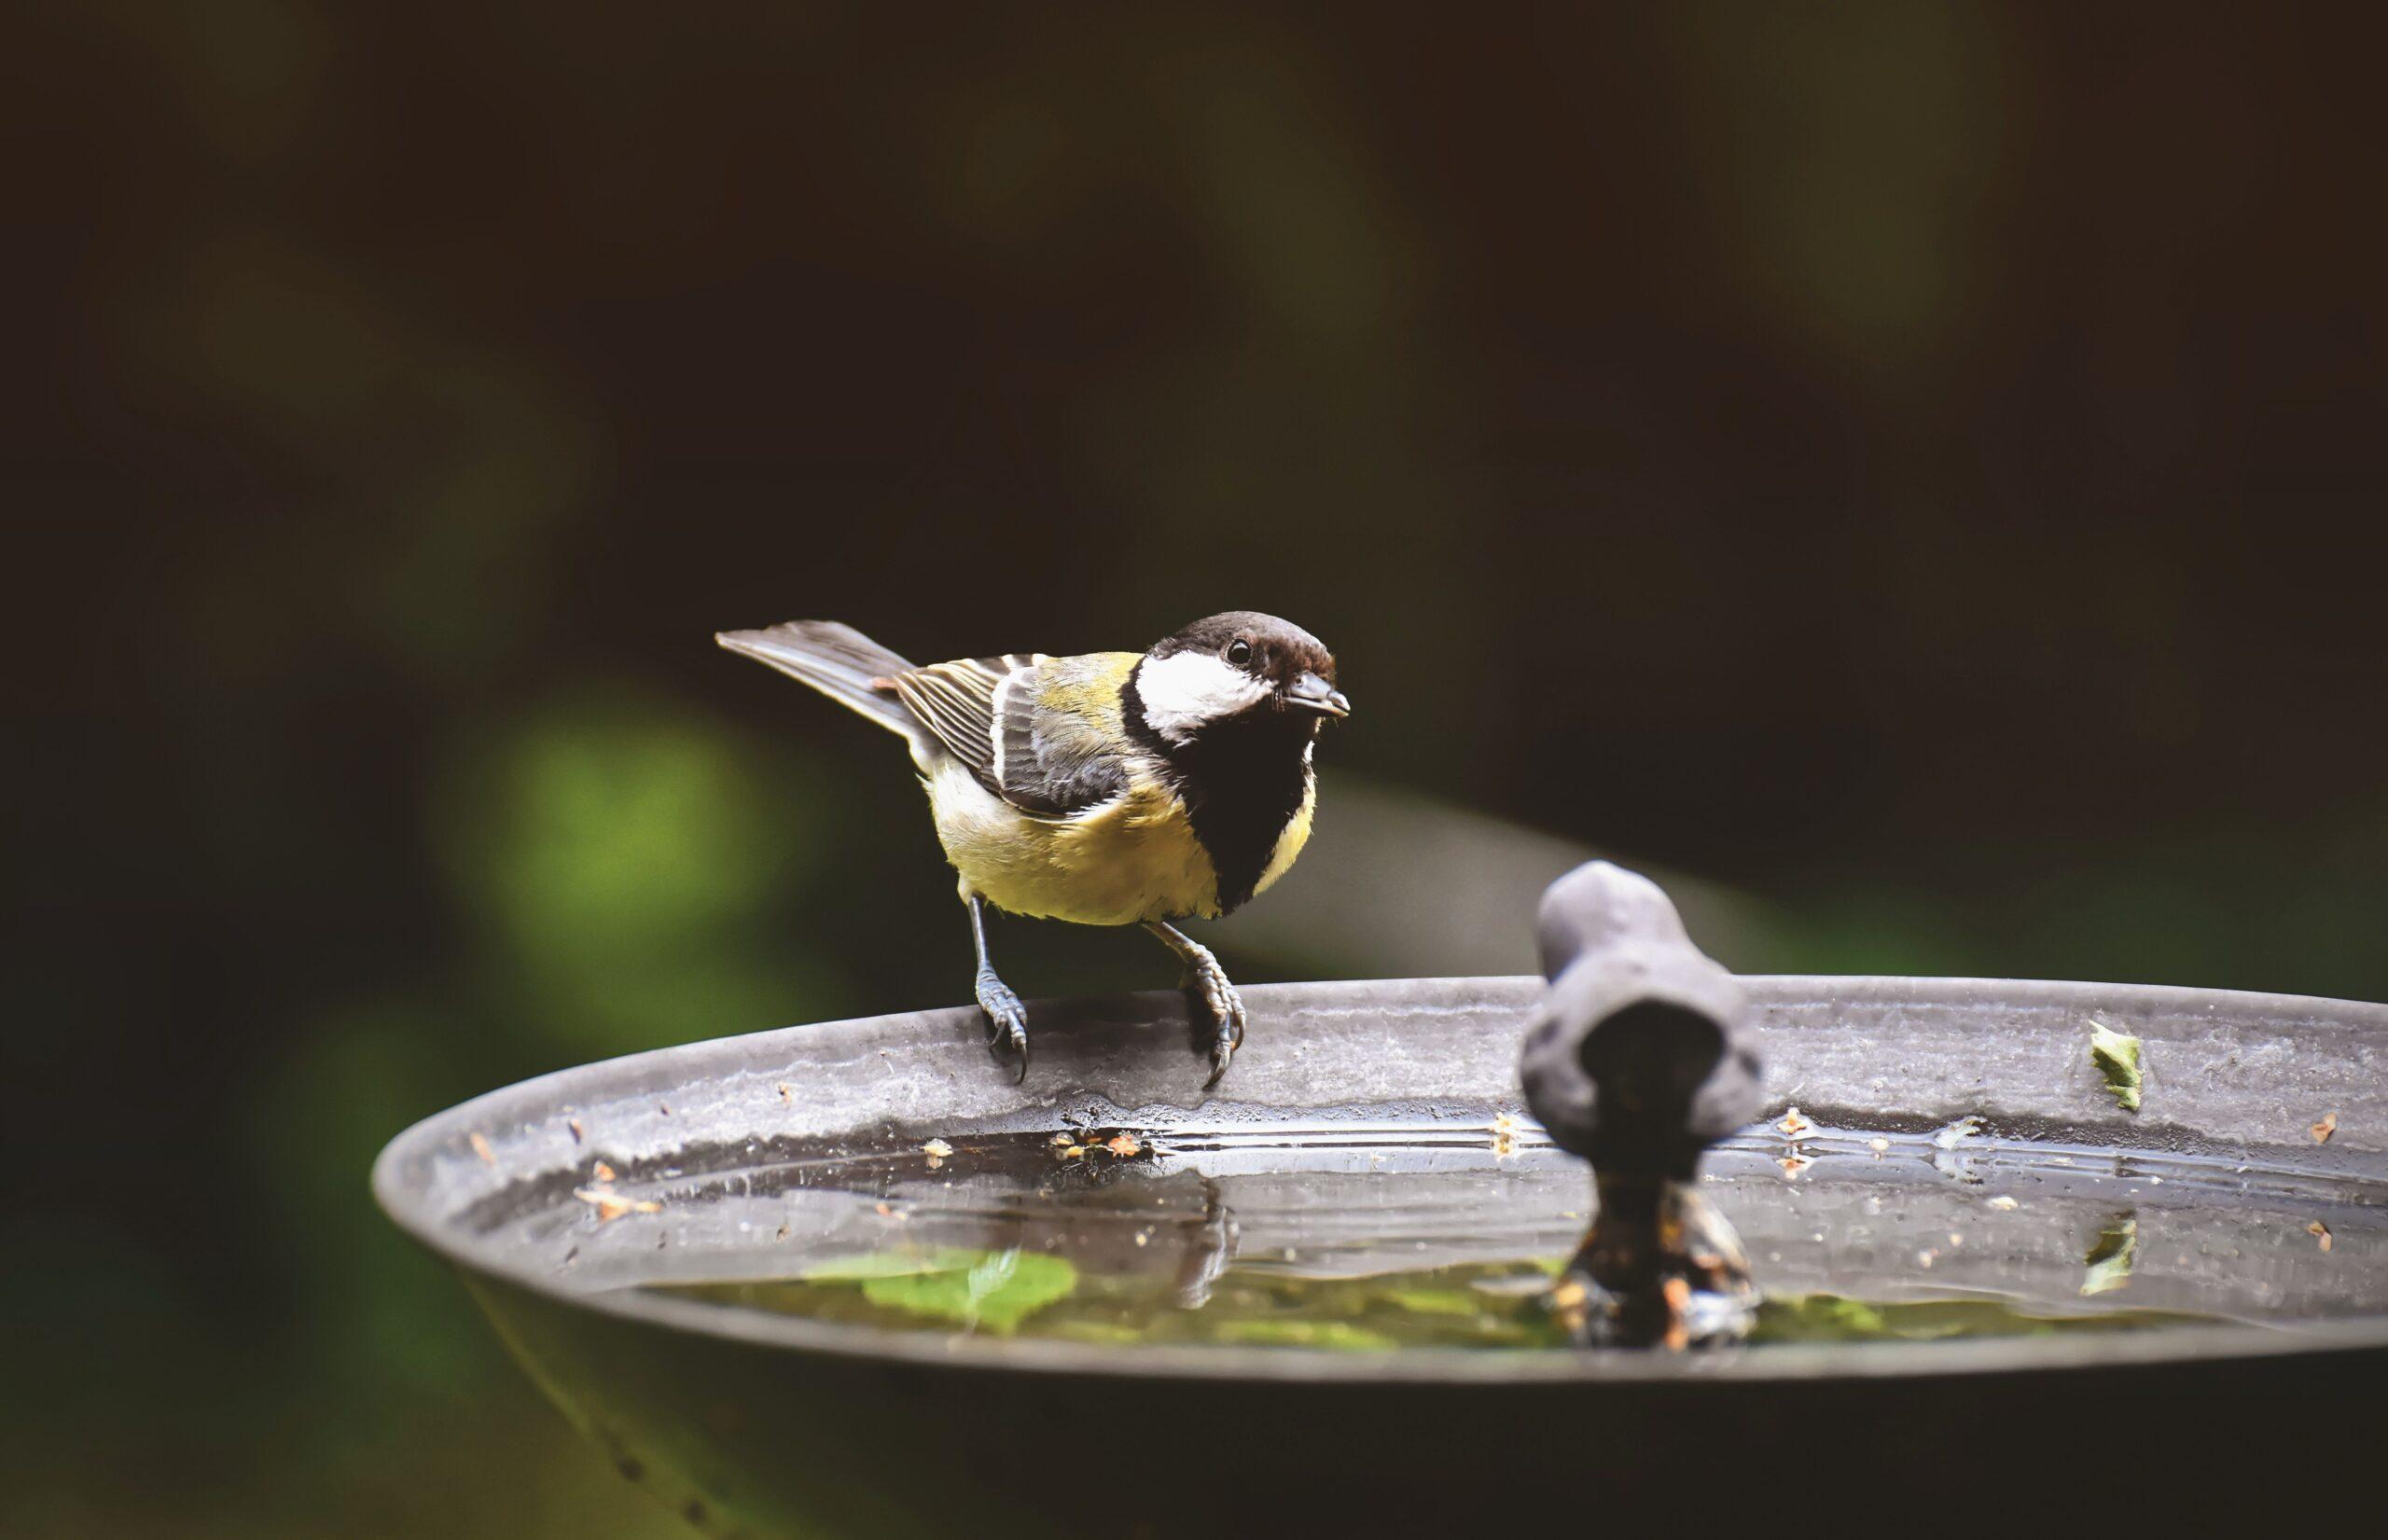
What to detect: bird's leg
<box><xmin>1143</xmin><ymin>920</ymin><xmax>1247</xmax><ymax>1086</ymax></box>
<box><xmin>966</xmin><ymin>894</ymin><xmax>1030</xmax><ymax>1081</ymax></box>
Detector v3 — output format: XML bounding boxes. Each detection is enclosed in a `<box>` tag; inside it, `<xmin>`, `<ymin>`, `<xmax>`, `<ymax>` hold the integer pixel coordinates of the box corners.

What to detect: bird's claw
<box><xmin>1188</xmin><ymin>966</ymin><xmax>1246</xmax><ymax>1088</ymax></box>
<box><xmin>1146</xmin><ymin>921</ymin><xmax>1248</xmax><ymax>1087</ymax></box>
<box><xmin>976</xmin><ymin>972</ymin><xmax>1030</xmax><ymax>1082</ymax></box>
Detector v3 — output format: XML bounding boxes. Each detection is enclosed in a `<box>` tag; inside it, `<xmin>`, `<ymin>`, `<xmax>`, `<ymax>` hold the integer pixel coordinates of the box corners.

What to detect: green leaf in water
<box><xmin>803</xmin><ymin>1247</ymin><xmax>1077</xmax><ymax>1332</ymax></box>
<box><xmin>1867</xmin><ymin>1299</ymin><xmax>2057</xmax><ymax>1341</ymax></box>
<box><xmin>1044</xmin><ymin>1320</ymin><xmax>1148</xmax><ymax>1347</ymax></box>
<box><xmin>1215</xmin><ymin>1319</ymin><xmax>1400</xmax><ymax>1351</ymax></box>
<box><xmin>1383</xmin><ymin>1288</ymin><xmax>1486</xmax><ymax>1318</ymax></box>
<box><xmin>2088</xmin><ymin>1020</ymin><xmax>2144</xmax><ymax>1112</ymax></box>
<box><xmin>1752</xmin><ymin>1293</ymin><xmax>1889</xmax><ymax>1342</ymax></box>
<box><xmin>1756</xmin><ymin>1287</ymin><xmax>2201</xmax><ymax>1342</ymax></box>
<box><xmin>801</xmin><ymin>1250</ymin><xmax>968</xmax><ymax>1282</ymax></box>
<box><xmin>2080</xmin><ymin>1216</ymin><xmax>2138</xmax><ymax>1296</ymax></box>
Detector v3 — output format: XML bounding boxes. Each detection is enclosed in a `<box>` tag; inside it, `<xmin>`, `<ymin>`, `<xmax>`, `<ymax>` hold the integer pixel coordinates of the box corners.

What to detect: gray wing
<box><xmin>886</xmin><ymin>655</ymin><xmax>1023</xmax><ymax>788</ymax></box>
<box><xmin>995</xmin><ymin>657</ymin><xmax>1134</xmax><ymax>817</ymax></box>
<box><xmin>889</xmin><ymin>652</ymin><xmax>1132</xmax><ymax>817</ymax></box>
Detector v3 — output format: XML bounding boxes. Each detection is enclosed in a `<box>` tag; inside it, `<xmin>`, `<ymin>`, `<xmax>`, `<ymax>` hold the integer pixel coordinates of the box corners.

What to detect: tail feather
<box><xmin>715</xmin><ymin>620</ymin><xmax>934</xmax><ymax>759</ymax></box>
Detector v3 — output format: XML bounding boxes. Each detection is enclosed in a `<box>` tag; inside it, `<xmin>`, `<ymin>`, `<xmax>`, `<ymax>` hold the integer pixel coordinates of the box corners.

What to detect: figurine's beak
<box><xmin>1283</xmin><ymin>672</ymin><xmax>1351</xmax><ymax>717</ymax></box>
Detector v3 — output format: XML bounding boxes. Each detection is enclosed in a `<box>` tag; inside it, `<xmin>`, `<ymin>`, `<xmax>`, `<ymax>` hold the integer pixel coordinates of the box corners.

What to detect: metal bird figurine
<box><xmin>1519</xmin><ymin>860</ymin><xmax>1763</xmax><ymax>1348</ymax></box>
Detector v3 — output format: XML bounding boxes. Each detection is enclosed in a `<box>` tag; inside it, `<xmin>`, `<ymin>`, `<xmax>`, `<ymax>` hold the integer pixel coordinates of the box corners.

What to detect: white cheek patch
<box><xmin>1138</xmin><ymin>651</ymin><xmax>1270</xmax><ymax>743</ymax></box>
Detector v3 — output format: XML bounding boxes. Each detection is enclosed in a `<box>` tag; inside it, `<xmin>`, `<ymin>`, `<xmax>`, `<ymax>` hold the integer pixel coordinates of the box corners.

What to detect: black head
<box><xmin>1135</xmin><ymin>612</ymin><xmax>1348</xmax><ymax>745</ymax></box>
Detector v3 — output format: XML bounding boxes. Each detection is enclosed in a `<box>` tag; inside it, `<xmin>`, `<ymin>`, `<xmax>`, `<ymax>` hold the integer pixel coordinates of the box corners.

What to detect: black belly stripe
<box><xmin>1187</xmin><ymin>764</ymin><xmax>1308</xmax><ymax>914</ymax></box>
<box><xmin>1123</xmin><ymin>660</ymin><xmax>1311</xmax><ymax>916</ymax></box>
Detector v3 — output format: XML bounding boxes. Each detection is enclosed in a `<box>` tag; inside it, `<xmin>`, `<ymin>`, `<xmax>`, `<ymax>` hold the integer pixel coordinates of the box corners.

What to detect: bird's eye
<box><xmin>1226</xmin><ymin>638</ymin><xmax>1254</xmax><ymax>666</ymax></box>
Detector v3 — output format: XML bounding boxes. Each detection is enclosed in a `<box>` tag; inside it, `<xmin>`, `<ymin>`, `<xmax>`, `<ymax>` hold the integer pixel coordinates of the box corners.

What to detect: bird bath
<box><xmin>375</xmin><ymin>974</ymin><xmax>2388</xmax><ymax>1534</ymax></box>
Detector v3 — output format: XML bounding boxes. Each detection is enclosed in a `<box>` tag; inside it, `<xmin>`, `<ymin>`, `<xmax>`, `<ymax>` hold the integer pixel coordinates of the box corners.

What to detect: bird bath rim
<box><xmin>373</xmin><ymin>974</ymin><xmax>2388</xmax><ymax>1385</ymax></box>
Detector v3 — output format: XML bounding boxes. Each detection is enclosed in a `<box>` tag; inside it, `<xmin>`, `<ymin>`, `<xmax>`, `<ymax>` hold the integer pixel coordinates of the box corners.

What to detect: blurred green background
<box><xmin>8</xmin><ymin>2</ymin><xmax>2387</xmax><ymax>1534</ymax></box>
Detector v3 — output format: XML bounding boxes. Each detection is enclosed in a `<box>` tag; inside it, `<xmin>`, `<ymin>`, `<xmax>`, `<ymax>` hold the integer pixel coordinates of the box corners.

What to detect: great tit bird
<box><xmin>716</xmin><ymin>612</ymin><xmax>1349</xmax><ymax>1084</ymax></box>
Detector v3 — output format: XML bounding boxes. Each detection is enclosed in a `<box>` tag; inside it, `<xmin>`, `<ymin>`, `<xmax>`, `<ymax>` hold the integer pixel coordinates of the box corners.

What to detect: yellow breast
<box><xmin>1250</xmin><ymin>772</ymin><xmax>1316</xmax><ymax>900</ymax></box>
<box><xmin>924</xmin><ymin>760</ymin><xmax>1221</xmax><ymax>924</ymax></box>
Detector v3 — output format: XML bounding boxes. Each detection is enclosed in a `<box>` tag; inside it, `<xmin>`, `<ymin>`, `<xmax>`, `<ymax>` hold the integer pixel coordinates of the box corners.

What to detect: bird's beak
<box><xmin>1282</xmin><ymin>672</ymin><xmax>1351</xmax><ymax>717</ymax></box>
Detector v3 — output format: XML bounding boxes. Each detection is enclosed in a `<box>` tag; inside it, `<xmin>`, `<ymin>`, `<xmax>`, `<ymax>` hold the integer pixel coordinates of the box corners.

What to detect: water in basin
<box><xmin>534</xmin><ymin>1111</ymin><xmax>2384</xmax><ymax>1350</ymax></box>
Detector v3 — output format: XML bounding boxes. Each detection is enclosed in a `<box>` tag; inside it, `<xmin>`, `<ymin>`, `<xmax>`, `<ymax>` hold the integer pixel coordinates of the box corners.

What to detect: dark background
<box><xmin>8</xmin><ymin>4</ymin><xmax>2385</xmax><ymax>1535</ymax></box>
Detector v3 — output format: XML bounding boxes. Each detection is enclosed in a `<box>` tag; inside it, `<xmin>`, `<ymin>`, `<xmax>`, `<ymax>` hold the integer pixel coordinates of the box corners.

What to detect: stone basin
<box><xmin>373</xmin><ymin>976</ymin><xmax>2388</xmax><ymax>1535</ymax></box>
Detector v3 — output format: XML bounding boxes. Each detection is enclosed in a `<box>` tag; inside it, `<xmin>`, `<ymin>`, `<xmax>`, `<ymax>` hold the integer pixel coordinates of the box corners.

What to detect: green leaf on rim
<box><xmin>2088</xmin><ymin>1020</ymin><xmax>2144</xmax><ymax>1112</ymax></box>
